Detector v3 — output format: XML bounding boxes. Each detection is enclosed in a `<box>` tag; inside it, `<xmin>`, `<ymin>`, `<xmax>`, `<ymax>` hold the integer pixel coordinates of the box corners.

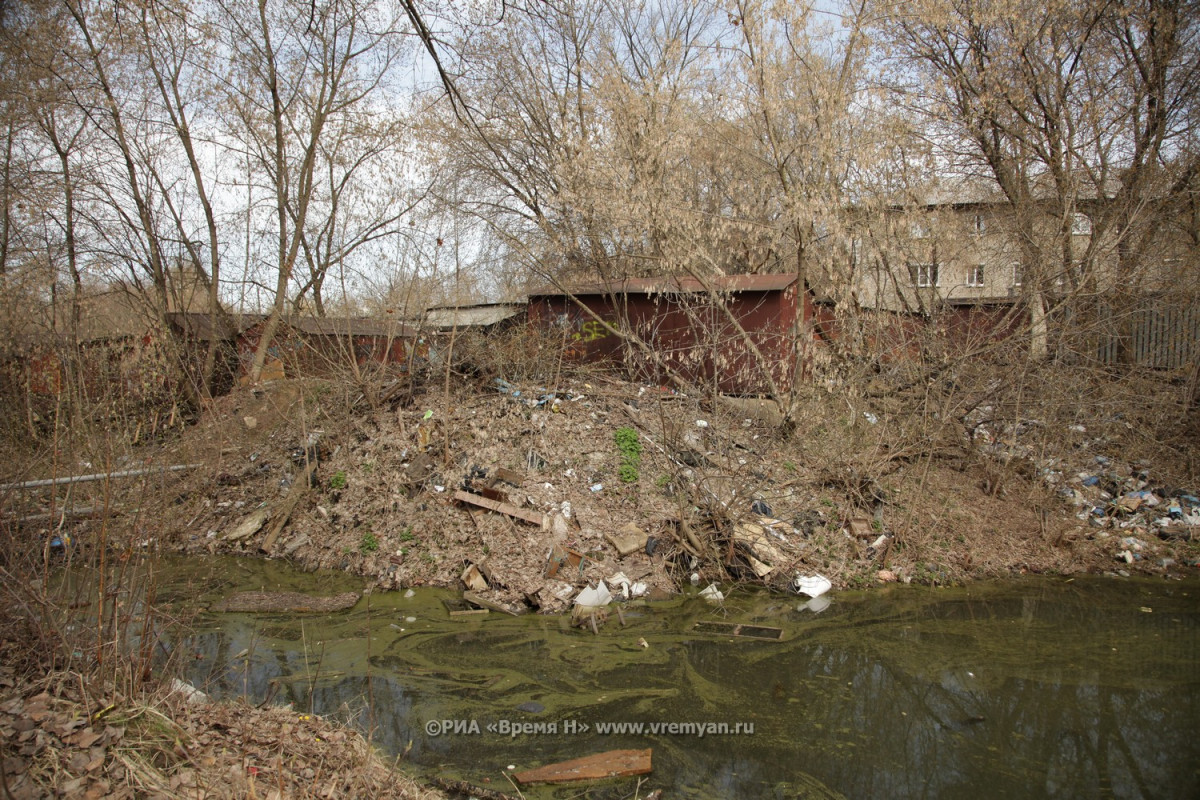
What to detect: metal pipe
<box><xmin>0</xmin><ymin>464</ymin><xmax>202</xmax><ymax>491</ymax></box>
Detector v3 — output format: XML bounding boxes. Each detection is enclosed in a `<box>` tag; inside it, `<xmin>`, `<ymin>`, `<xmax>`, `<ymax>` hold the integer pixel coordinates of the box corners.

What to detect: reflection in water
<box><xmin>156</xmin><ymin>558</ymin><xmax>1199</xmax><ymax>799</ymax></box>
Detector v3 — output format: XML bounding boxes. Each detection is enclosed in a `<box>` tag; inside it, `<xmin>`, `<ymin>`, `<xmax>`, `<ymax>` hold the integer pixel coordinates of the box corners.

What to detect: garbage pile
<box><xmin>964</xmin><ymin>409</ymin><xmax>1199</xmax><ymax>571</ymax></box>
<box><xmin>1053</xmin><ymin>455</ymin><xmax>1199</xmax><ymax>568</ymax></box>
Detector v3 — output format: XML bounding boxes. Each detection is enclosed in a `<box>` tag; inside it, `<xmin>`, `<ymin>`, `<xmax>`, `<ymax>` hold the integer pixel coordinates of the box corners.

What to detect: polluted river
<box><xmin>143</xmin><ymin>557</ymin><xmax>1198</xmax><ymax>799</ymax></box>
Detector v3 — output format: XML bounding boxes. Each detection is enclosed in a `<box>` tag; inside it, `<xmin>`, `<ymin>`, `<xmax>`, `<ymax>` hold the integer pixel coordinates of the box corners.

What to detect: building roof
<box><xmin>423</xmin><ymin>303</ymin><xmax>525</xmax><ymax>329</ymax></box>
<box><xmin>529</xmin><ymin>273</ymin><xmax>800</xmax><ymax>297</ymax></box>
<box><xmin>167</xmin><ymin>311</ymin><xmax>265</xmax><ymax>341</ymax></box>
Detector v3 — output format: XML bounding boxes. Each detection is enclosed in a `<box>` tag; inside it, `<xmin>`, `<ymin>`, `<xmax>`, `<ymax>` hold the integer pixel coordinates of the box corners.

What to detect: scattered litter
<box><xmin>606</xmin><ymin>571</ymin><xmax>649</xmax><ymax>600</ymax></box>
<box><xmin>793</xmin><ymin>574</ymin><xmax>832</xmax><ymax>598</ymax></box>
<box><xmin>545</xmin><ymin>545</ymin><xmax>585</xmax><ymax>580</ymax></box>
<box><xmin>574</xmin><ymin>582</ymin><xmax>613</xmax><ymax>608</ymax></box>
<box><xmin>463</xmin><ymin>591</ymin><xmax>523</xmax><ymax>616</ymax></box>
<box><xmin>460</xmin><ymin>564</ymin><xmax>489</xmax><ymax>592</ymax></box>
<box><xmin>606</xmin><ymin>523</ymin><xmax>649</xmax><ymax>557</ymax></box>
<box><xmin>699</xmin><ymin>583</ymin><xmax>725</xmax><ymax>603</ymax></box>
<box><xmin>453</xmin><ymin>489</ymin><xmax>546</xmax><ymax>527</ymax></box>
<box><xmin>169</xmin><ymin>678</ymin><xmax>208</xmax><ymax>705</ymax></box>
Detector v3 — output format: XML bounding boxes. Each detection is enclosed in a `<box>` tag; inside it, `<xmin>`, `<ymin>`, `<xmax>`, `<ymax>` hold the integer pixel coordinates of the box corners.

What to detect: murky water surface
<box><xmin>155</xmin><ymin>557</ymin><xmax>1199</xmax><ymax>798</ymax></box>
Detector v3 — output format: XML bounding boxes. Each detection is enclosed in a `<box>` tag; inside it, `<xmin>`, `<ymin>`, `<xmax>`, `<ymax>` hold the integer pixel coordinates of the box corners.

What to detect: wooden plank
<box><xmin>260</xmin><ymin>460</ymin><xmax>319</xmax><ymax>552</ymax></box>
<box><xmin>514</xmin><ymin>749</ymin><xmax>652</xmax><ymax>785</ymax></box>
<box><xmin>463</xmin><ymin>591</ymin><xmax>523</xmax><ymax>616</ymax></box>
<box><xmin>693</xmin><ymin>620</ymin><xmax>784</xmax><ymax>640</ymax></box>
<box><xmin>453</xmin><ymin>489</ymin><xmax>546</xmax><ymax>527</ymax></box>
<box><xmin>495</xmin><ymin>467</ymin><xmax>525</xmax><ymax>486</ymax></box>
<box><xmin>225</xmin><ymin>505</ymin><xmax>272</xmax><ymax>541</ymax></box>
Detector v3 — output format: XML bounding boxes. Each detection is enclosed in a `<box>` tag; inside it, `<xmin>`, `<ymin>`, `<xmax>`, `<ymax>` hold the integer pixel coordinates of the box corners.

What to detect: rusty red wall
<box><xmin>235</xmin><ymin>325</ymin><xmax>417</xmax><ymax>378</ymax></box>
<box><xmin>528</xmin><ymin>285</ymin><xmax>805</xmax><ymax>394</ymax></box>
<box><xmin>812</xmin><ymin>303</ymin><xmax>1026</xmax><ymax>364</ymax></box>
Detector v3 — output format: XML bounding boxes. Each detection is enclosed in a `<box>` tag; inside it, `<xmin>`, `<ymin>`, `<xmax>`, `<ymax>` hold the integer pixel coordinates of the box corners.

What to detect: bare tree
<box><xmin>216</xmin><ymin>0</ymin><xmax>415</xmax><ymax>381</ymax></box>
<box><xmin>876</xmin><ymin>0</ymin><xmax>1200</xmax><ymax>362</ymax></box>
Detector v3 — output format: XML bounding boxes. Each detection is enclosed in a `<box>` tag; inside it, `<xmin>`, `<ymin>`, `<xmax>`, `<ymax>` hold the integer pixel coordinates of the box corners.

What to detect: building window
<box><xmin>1012</xmin><ymin>263</ymin><xmax>1023</xmax><ymax>287</ymax></box>
<box><xmin>973</xmin><ymin>214</ymin><xmax>986</xmax><ymax>235</ymax></box>
<box><xmin>911</xmin><ymin>263</ymin><xmax>939</xmax><ymax>288</ymax></box>
<box><xmin>1071</xmin><ymin>212</ymin><xmax>1092</xmax><ymax>236</ymax></box>
<box><xmin>911</xmin><ymin>219</ymin><xmax>932</xmax><ymax>239</ymax></box>
<box><xmin>967</xmin><ymin>263</ymin><xmax>985</xmax><ymax>287</ymax></box>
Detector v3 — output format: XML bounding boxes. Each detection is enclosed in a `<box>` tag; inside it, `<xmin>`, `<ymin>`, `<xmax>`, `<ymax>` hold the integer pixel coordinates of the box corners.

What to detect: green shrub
<box><xmin>360</xmin><ymin>531</ymin><xmax>379</xmax><ymax>554</ymax></box>
<box><xmin>614</xmin><ymin>426</ymin><xmax>642</xmax><ymax>483</ymax></box>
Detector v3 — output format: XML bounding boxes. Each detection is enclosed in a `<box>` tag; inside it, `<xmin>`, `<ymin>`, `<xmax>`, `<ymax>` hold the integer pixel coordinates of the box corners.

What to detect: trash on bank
<box><xmin>607</xmin><ymin>523</ymin><xmax>648</xmax><ymax>557</ymax></box>
<box><xmin>168</xmin><ymin>678</ymin><xmax>208</xmax><ymax>705</ymax></box>
<box><xmin>463</xmin><ymin>591</ymin><xmax>524</xmax><ymax>616</ymax></box>
<box><xmin>460</xmin><ymin>563</ymin><xmax>489</xmax><ymax>592</ymax></box>
<box><xmin>545</xmin><ymin>544</ymin><xmax>586</xmax><ymax>580</ymax></box>
<box><xmin>574</xmin><ymin>581</ymin><xmax>613</xmax><ymax>608</ymax></box>
<box><xmin>453</xmin><ymin>489</ymin><xmax>546</xmax><ymax>527</ymax></box>
<box><xmin>606</xmin><ymin>571</ymin><xmax>648</xmax><ymax>600</ymax></box>
<box><xmin>793</xmin><ymin>574</ymin><xmax>832</xmax><ymax>598</ymax></box>
<box><xmin>699</xmin><ymin>583</ymin><xmax>725</xmax><ymax>603</ymax></box>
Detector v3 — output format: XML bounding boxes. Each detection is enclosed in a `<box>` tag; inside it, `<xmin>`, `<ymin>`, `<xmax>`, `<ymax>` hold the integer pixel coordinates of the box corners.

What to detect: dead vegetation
<box><xmin>0</xmin><ymin>656</ymin><xmax>443</xmax><ymax>800</ymax></box>
<box><xmin>21</xmin><ymin>322</ymin><xmax>1187</xmax><ymax>606</ymax></box>
<box><xmin>2</xmin><ymin>320</ymin><xmax>1198</xmax><ymax>795</ymax></box>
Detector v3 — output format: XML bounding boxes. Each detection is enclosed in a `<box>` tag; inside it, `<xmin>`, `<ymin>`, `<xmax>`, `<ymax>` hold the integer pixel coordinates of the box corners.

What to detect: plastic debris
<box><xmin>699</xmin><ymin>583</ymin><xmax>725</xmax><ymax>603</ymax></box>
<box><xmin>793</xmin><ymin>574</ymin><xmax>832</xmax><ymax>598</ymax></box>
<box><xmin>574</xmin><ymin>581</ymin><xmax>613</xmax><ymax>608</ymax></box>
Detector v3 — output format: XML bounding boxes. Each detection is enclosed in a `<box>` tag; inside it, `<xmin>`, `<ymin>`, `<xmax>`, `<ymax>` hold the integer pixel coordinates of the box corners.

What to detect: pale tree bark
<box><xmin>137</xmin><ymin>0</ymin><xmax>230</xmax><ymax>394</ymax></box>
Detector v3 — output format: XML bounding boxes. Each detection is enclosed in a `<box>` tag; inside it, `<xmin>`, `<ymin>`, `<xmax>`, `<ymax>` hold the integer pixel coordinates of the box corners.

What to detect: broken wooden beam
<box><xmin>692</xmin><ymin>620</ymin><xmax>784</xmax><ymax>640</ymax></box>
<box><xmin>494</xmin><ymin>467</ymin><xmax>525</xmax><ymax>486</ymax></box>
<box><xmin>260</xmin><ymin>460</ymin><xmax>319</xmax><ymax>553</ymax></box>
<box><xmin>463</xmin><ymin>591</ymin><xmax>524</xmax><ymax>616</ymax></box>
<box><xmin>0</xmin><ymin>463</ymin><xmax>202</xmax><ymax>491</ymax></box>
<box><xmin>453</xmin><ymin>490</ymin><xmax>546</xmax><ymax>527</ymax></box>
<box><xmin>513</xmin><ymin>748</ymin><xmax>652</xmax><ymax>785</ymax></box>
<box><xmin>225</xmin><ymin>505</ymin><xmax>272</xmax><ymax>541</ymax></box>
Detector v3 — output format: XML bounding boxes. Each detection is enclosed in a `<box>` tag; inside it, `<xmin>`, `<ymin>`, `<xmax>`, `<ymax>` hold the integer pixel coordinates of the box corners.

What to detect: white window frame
<box><xmin>912</xmin><ymin>263</ymin><xmax>939</xmax><ymax>288</ymax></box>
<box><xmin>966</xmin><ymin>263</ymin><xmax>985</xmax><ymax>287</ymax></box>
<box><xmin>1012</xmin><ymin>263</ymin><xmax>1023</xmax><ymax>288</ymax></box>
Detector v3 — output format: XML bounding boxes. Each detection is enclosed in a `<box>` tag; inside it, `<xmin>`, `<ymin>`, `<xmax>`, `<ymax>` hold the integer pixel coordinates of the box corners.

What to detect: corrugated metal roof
<box><xmin>529</xmin><ymin>273</ymin><xmax>799</xmax><ymax>297</ymax></box>
<box><xmin>167</xmin><ymin>312</ymin><xmax>265</xmax><ymax>341</ymax></box>
<box><xmin>423</xmin><ymin>303</ymin><xmax>524</xmax><ymax>329</ymax></box>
